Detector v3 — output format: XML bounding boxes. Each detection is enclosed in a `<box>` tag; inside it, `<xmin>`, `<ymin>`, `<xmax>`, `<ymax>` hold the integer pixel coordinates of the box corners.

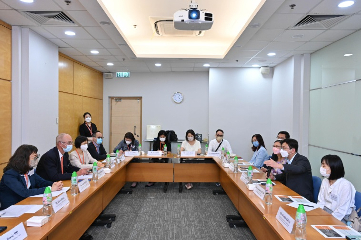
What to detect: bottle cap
<box><xmin>297</xmin><ymin>204</ymin><xmax>306</xmax><ymax>213</ymax></box>
<box><xmin>227</xmin><ymin>151</ymin><xmax>230</xmax><ymax>154</ymax></box>
<box><xmin>206</xmin><ymin>144</ymin><xmax>208</xmax><ymax>147</ymax></box>
<box><xmin>266</xmin><ymin>178</ymin><xmax>272</xmax><ymax>184</ymax></box>
<box><xmin>248</xmin><ymin>166</ymin><xmax>253</xmax><ymax>170</ymax></box>
<box><xmin>164</xmin><ymin>144</ymin><xmax>167</xmax><ymax>147</ymax></box>
<box><xmin>234</xmin><ymin>156</ymin><xmax>238</xmax><ymax>160</ymax></box>
<box><xmin>107</xmin><ymin>154</ymin><xmax>110</xmax><ymax>158</ymax></box>
<box><xmin>116</xmin><ymin>149</ymin><xmax>119</xmax><ymax>153</ymax></box>
<box><xmin>139</xmin><ymin>144</ymin><xmax>142</xmax><ymax>147</ymax></box>
<box><xmin>72</xmin><ymin>171</ymin><xmax>77</xmax><ymax>177</ymax></box>
<box><xmin>178</xmin><ymin>144</ymin><xmax>180</xmax><ymax>147</ymax></box>
<box><xmin>222</xmin><ymin>147</ymin><xmax>225</xmax><ymax>150</ymax></box>
<box><xmin>93</xmin><ymin>162</ymin><xmax>97</xmax><ymax>166</ymax></box>
<box><xmin>44</xmin><ymin>186</ymin><xmax>51</xmax><ymax>194</ymax></box>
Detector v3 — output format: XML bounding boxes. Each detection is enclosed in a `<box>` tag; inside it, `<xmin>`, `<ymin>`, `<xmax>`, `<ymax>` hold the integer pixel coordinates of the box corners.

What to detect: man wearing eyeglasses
<box><xmin>208</xmin><ymin>129</ymin><xmax>233</xmax><ymax>154</ymax></box>
<box><xmin>88</xmin><ymin>131</ymin><xmax>107</xmax><ymax>161</ymax></box>
<box><xmin>36</xmin><ymin>133</ymin><xmax>88</xmax><ymax>181</ymax></box>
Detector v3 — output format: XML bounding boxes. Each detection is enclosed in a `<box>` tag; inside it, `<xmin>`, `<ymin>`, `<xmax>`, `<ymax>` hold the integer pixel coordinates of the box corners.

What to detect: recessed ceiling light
<box><xmin>90</xmin><ymin>50</ymin><xmax>99</xmax><ymax>54</ymax></box>
<box><xmin>107</xmin><ymin>63</ymin><xmax>114</xmax><ymax>66</ymax></box>
<box><xmin>155</xmin><ymin>63</ymin><xmax>162</xmax><ymax>67</ymax></box>
<box><xmin>267</xmin><ymin>52</ymin><xmax>276</xmax><ymax>56</ymax></box>
<box><xmin>203</xmin><ymin>63</ymin><xmax>210</xmax><ymax>67</ymax></box>
<box><xmin>20</xmin><ymin>0</ymin><xmax>34</xmax><ymax>2</ymax></box>
<box><xmin>344</xmin><ymin>53</ymin><xmax>353</xmax><ymax>56</ymax></box>
<box><xmin>252</xmin><ymin>64</ymin><xmax>260</xmax><ymax>67</ymax></box>
<box><xmin>292</xmin><ymin>34</ymin><xmax>304</xmax><ymax>39</ymax></box>
<box><xmin>338</xmin><ymin>1</ymin><xmax>354</xmax><ymax>8</ymax></box>
<box><xmin>64</xmin><ymin>31</ymin><xmax>75</xmax><ymax>36</ymax></box>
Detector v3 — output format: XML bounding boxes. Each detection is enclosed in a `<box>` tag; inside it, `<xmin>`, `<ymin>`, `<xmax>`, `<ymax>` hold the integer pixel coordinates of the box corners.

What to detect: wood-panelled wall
<box><xmin>59</xmin><ymin>53</ymin><xmax>103</xmax><ymax>141</ymax></box>
<box><xmin>0</xmin><ymin>20</ymin><xmax>12</xmax><ymax>178</ymax></box>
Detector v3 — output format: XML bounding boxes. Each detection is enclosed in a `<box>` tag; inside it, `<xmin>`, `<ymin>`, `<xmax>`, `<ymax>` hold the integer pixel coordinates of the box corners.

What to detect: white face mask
<box><xmin>29</xmin><ymin>159</ymin><xmax>38</xmax><ymax>168</ymax></box>
<box><xmin>187</xmin><ymin>136</ymin><xmax>194</xmax><ymax>141</ymax></box>
<box><xmin>85</xmin><ymin>117</ymin><xmax>91</xmax><ymax>123</ymax></box>
<box><xmin>320</xmin><ymin>166</ymin><xmax>330</xmax><ymax>178</ymax></box>
<box><xmin>159</xmin><ymin>137</ymin><xmax>166</xmax><ymax>142</ymax></box>
<box><xmin>126</xmin><ymin>140</ymin><xmax>132</xmax><ymax>145</ymax></box>
<box><xmin>80</xmin><ymin>144</ymin><xmax>88</xmax><ymax>151</ymax></box>
<box><xmin>280</xmin><ymin>149</ymin><xmax>289</xmax><ymax>158</ymax></box>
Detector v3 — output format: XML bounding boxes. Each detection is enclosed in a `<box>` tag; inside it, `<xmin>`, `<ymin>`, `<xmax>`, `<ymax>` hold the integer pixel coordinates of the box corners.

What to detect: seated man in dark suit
<box><xmin>88</xmin><ymin>131</ymin><xmax>107</xmax><ymax>161</ymax></box>
<box><xmin>36</xmin><ymin>133</ymin><xmax>88</xmax><ymax>181</ymax></box>
<box><xmin>264</xmin><ymin>138</ymin><xmax>314</xmax><ymax>202</ymax></box>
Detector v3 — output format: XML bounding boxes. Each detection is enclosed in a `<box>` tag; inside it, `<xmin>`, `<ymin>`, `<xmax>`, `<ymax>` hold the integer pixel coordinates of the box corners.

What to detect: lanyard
<box><xmin>85</xmin><ymin>123</ymin><xmax>93</xmax><ymax>136</ymax></box>
<box><xmin>76</xmin><ymin>150</ymin><xmax>85</xmax><ymax>164</ymax></box>
<box><xmin>127</xmin><ymin>145</ymin><xmax>131</xmax><ymax>151</ymax></box>
<box><xmin>160</xmin><ymin>142</ymin><xmax>164</xmax><ymax>151</ymax></box>
<box><xmin>24</xmin><ymin>174</ymin><xmax>29</xmax><ymax>188</ymax></box>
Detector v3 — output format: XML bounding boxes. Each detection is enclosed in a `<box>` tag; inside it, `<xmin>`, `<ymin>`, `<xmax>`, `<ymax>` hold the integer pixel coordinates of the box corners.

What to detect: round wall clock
<box><xmin>172</xmin><ymin>92</ymin><xmax>184</xmax><ymax>104</ymax></box>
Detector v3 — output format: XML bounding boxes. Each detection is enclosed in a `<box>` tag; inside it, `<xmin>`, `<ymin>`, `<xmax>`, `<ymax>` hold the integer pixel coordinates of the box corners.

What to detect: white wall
<box><xmin>12</xmin><ymin>28</ymin><xmax>59</xmax><ymax>154</ymax></box>
<box><xmin>209</xmin><ymin>68</ymin><xmax>273</xmax><ymax>160</ymax></box>
<box><xmin>102</xmin><ymin>72</ymin><xmax>209</xmax><ymax>151</ymax></box>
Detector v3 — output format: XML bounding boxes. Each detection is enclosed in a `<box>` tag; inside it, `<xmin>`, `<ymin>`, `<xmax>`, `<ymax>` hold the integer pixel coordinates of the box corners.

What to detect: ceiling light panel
<box><xmin>98</xmin><ymin>0</ymin><xmax>266</xmax><ymax>58</ymax></box>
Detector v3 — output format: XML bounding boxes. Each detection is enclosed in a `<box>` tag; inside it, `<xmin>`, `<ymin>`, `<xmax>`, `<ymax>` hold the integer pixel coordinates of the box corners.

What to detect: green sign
<box><xmin>116</xmin><ymin>72</ymin><xmax>130</xmax><ymax>78</ymax></box>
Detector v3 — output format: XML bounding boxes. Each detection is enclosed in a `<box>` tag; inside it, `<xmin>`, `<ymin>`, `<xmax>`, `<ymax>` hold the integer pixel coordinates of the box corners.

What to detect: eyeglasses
<box><xmin>60</xmin><ymin>141</ymin><xmax>73</xmax><ymax>145</ymax></box>
<box><xmin>96</xmin><ymin>137</ymin><xmax>104</xmax><ymax>139</ymax></box>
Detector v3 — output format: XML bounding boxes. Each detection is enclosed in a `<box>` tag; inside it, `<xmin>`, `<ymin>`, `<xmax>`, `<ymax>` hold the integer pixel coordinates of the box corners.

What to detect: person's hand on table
<box><xmin>51</xmin><ymin>181</ymin><xmax>63</xmax><ymax>191</ymax></box>
<box><xmin>264</xmin><ymin>160</ymin><xmax>283</xmax><ymax>169</ymax></box>
<box><xmin>260</xmin><ymin>167</ymin><xmax>267</xmax><ymax>173</ymax></box>
<box><xmin>77</xmin><ymin>168</ymin><xmax>88</xmax><ymax>176</ymax></box>
<box><xmin>97</xmin><ymin>162</ymin><xmax>104</xmax><ymax>168</ymax></box>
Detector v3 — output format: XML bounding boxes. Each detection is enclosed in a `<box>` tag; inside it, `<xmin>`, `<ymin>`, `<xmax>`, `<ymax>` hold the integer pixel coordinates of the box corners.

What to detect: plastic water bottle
<box><xmin>247</xmin><ymin>166</ymin><xmax>253</xmax><ymax>184</ymax></box>
<box><xmin>205</xmin><ymin>144</ymin><xmax>208</xmax><ymax>155</ymax></box>
<box><xmin>70</xmin><ymin>171</ymin><xmax>78</xmax><ymax>196</ymax></box>
<box><xmin>177</xmin><ymin>144</ymin><xmax>181</xmax><ymax>156</ymax></box>
<box><xmin>226</xmin><ymin>151</ymin><xmax>230</xmax><ymax>163</ymax></box>
<box><xmin>105</xmin><ymin>154</ymin><xmax>110</xmax><ymax>168</ymax></box>
<box><xmin>265</xmin><ymin>178</ymin><xmax>273</xmax><ymax>205</ymax></box>
<box><xmin>42</xmin><ymin>186</ymin><xmax>52</xmax><ymax>216</ymax></box>
<box><xmin>221</xmin><ymin>147</ymin><xmax>225</xmax><ymax>161</ymax></box>
<box><xmin>233</xmin><ymin>156</ymin><xmax>238</xmax><ymax>173</ymax></box>
<box><xmin>139</xmin><ymin>144</ymin><xmax>142</xmax><ymax>155</ymax></box>
<box><xmin>163</xmin><ymin>144</ymin><xmax>167</xmax><ymax>155</ymax></box>
<box><xmin>92</xmin><ymin>162</ymin><xmax>98</xmax><ymax>182</ymax></box>
<box><xmin>295</xmin><ymin>204</ymin><xmax>307</xmax><ymax>240</ymax></box>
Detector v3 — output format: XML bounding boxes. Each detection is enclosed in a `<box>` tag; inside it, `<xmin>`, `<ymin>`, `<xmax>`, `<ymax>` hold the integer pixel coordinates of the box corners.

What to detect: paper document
<box><xmin>289</xmin><ymin>196</ymin><xmax>310</xmax><ymax>203</ymax></box>
<box><xmin>0</xmin><ymin>205</ymin><xmax>41</xmax><ymax>218</ymax></box>
<box><xmin>30</xmin><ymin>187</ymin><xmax>70</xmax><ymax>198</ymax></box>
<box><xmin>312</xmin><ymin>225</ymin><xmax>361</xmax><ymax>238</ymax></box>
<box><xmin>287</xmin><ymin>201</ymin><xmax>318</xmax><ymax>212</ymax></box>
<box><xmin>275</xmin><ymin>195</ymin><xmax>293</xmax><ymax>203</ymax></box>
<box><xmin>78</xmin><ymin>174</ymin><xmax>93</xmax><ymax>180</ymax></box>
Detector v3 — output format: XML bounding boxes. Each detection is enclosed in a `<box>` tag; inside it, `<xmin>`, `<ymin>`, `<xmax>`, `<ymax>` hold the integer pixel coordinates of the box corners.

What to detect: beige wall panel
<box><xmin>59</xmin><ymin>92</ymin><xmax>77</xmax><ymax>139</ymax></box>
<box><xmin>73</xmin><ymin>95</ymin><xmax>83</xmax><ymax>138</ymax></box>
<box><xmin>98</xmin><ymin>99</ymin><xmax>103</xmax><ymax>132</ymax></box>
<box><xmin>0</xmin><ymin>80</ymin><xmax>11</xmax><ymax>166</ymax></box>
<box><xmin>83</xmin><ymin>97</ymin><xmax>98</xmax><ymax>127</ymax></box>
<box><xmin>97</xmin><ymin>72</ymin><xmax>103</xmax><ymax>99</ymax></box>
<box><xmin>0</xmin><ymin>24</ymin><xmax>11</xmax><ymax>81</ymax></box>
<box><xmin>82</xmin><ymin>67</ymin><xmax>94</xmax><ymax>98</ymax></box>
<box><xmin>59</xmin><ymin>55</ymin><xmax>74</xmax><ymax>93</ymax></box>
<box><xmin>73</xmin><ymin>63</ymin><xmax>84</xmax><ymax>96</ymax></box>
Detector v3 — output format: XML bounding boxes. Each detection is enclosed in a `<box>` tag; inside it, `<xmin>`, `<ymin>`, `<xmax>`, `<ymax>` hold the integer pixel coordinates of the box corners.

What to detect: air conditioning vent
<box><xmin>21</xmin><ymin>11</ymin><xmax>76</xmax><ymax>26</ymax></box>
<box><xmin>104</xmin><ymin>73</ymin><xmax>113</xmax><ymax>79</ymax></box>
<box><xmin>291</xmin><ymin>15</ymin><xmax>349</xmax><ymax>30</ymax></box>
<box><xmin>150</xmin><ymin>17</ymin><xmax>204</xmax><ymax>37</ymax></box>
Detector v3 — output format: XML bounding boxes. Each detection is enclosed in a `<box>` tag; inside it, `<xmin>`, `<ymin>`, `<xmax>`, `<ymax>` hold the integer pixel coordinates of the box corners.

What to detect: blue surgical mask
<box><xmin>63</xmin><ymin>145</ymin><xmax>73</xmax><ymax>152</ymax></box>
<box><xmin>253</xmin><ymin>141</ymin><xmax>259</xmax><ymax>148</ymax></box>
<box><xmin>97</xmin><ymin>138</ymin><xmax>103</xmax><ymax>145</ymax></box>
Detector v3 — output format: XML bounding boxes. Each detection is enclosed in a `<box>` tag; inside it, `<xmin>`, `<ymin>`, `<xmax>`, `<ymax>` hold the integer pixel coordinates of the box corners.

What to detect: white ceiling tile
<box><xmin>67</xmin><ymin>11</ymin><xmax>99</xmax><ymax>27</ymax></box>
<box><xmin>48</xmin><ymin>39</ymin><xmax>70</xmax><ymax>48</ymax></box>
<box><xmin>2</xmin><ymin>0</ymin><xmax>60</xmax><ymax>11</ymax></box>
<box><xmin>332</xmin><ymin>15</ymin><xmax>361</xmax><ymax>30</ymax></box>
<box><xmin>115</xmin><ymin>56</ymin><xmax>128</xmax><ymax>62</ymax></box>
<box><xmin>0</xmin><ymin>10</ymin><xmax>37</xmax><ymax>26</ymax></box>
<box><xmin>0</xmin><ymin>1</ymin><xmax>11</xmax><ymax>9</ymax></box>
<box><xmin>97</xmin><ymin>61</ymin><xmax>123</xmax><ymax>67</ymax></box>
<box><xmin>92</xmin><ymin>66</ymin><xmax>107</xmax><ymax>72</ymax></box>
<box><xmin>109</xmin><ymin>49</ymin><xmax>126</xmax><ymax>56</ymax></box>
<box><xmin>218</xmin><ymin>62</ymin><xmax>246</xmax><ymax>67</ymax></box>
<box><xmin>193</xmin><ymin>68</ymin><xmax>209</xmax><ymax>72</ymax></box>
<box><xmin>194</xmin><ymin>62</ymin><xmax>220</xmax><ymax>67</ymax></box>
<box><xmin>310</xmin><ymin>0</ymin><xmax>361</xmax><ymax>15</ymax></box>
<box><xmin>170</xmin><ymin>62</ymin><xmax>195</xmax><ymax>68</ymax></box>
<box><xmin>84</xmin><ymin>27</ymin><xmax>109</xmax><ymax>39</ymax></box>
<box><xmin>241</xmin><ymin>41</ymin><xmax>269</xmax><ymax>50</ymax></box>
<box><xmin>149</xmin><ymin>67</ymin><xmax>172</xmax><ymax>72</ymax></box>
<box><xmin>127</xmin><ymin>66</ymin><xmax>150</xmax><ymax>71</ymax></box>
<box><xmin>226</xmin><ymin>50</ymin><xmax>259</xmax><ymax>59</ymax></box>
<box><xmin>69</xmin><ymin>55</ymin><xmax>92</xmax><ymax>62</ymax></box>
<box><xmin>121</xmin><ymin>61</ymin><xmax>148</xmax><ymax>68</ymax></box>
<box><xmin>171</xmin><ymin>68</ymin><xmax>194</xmax><ymax>72</ymax></box>
<box><xmin>61</xmin><ymin>39</ymin><xmax>103</xmax><ymax>48</ymax></box>
<box><xmin>81</xmin><ymin>61</ymin><xmax>100</xmax><ymax>67</ymax></box>
<box><xmin>311</xmin><ymin>30</ymin><xmax>356</xmax><ymax>42</ymax></box>
<box><xmin>76</xmin><ymin>48</ymin><xmax>111</xmax><ymax>55</ymax></box>
<box><xmin>98</xmin><ymin>39</ymin><xmax>118</xmax><ymax>48</ymax></box>
<box><xmin>274</xmin><ymin>29</ymin><xmax>325</xmax><ymax>42</ymax></box>
<box><xmin>264</xmin><ymin>41</ymin><xmax>305</xmax><ymax>51</ymax></box>
<box><xmin>44</xmin><ymin>26</ymin><xmax>94</xmax><ymax>39</ymax></box>
<box><xmin>276</xmin><ymin>0</ymin><xmax>322</xmax><ymax>14</ymax></box>
<box><xmin>52</xmin><ymin>0</ymin><xmax>86</xmax><ymax>11</ymax></box>
<box><xmin>295</xmin><ymin>41</ymin><xmax>332</xmax><ymax>51</ymax></box>
<box><xmin>59</xmin><ymin>48</ymin><xmax>83</xmax><ymax>56</ymax></box>
<box><xmin>87</xmin><ymin>55</ymin><xmax>118</xmax><ymax>62</ymax></box>
<box><xmin>262</xmin><ymin>14</ymin><xmax>305</xmax><ymax>29</ymax></box>
<box><xmin>30</xmin><ymin>27</ymin><xmax>56</xmax><ymax>39</ymax></box>
<box><xmin>281</xmin><ymin>50</ymin><xmax>314</xmax><ymax>59</ymax></box>
<box><xmin>128</xmin><ymin>68</ymin><xmax>150</xmax><ymax>73</ymax></box>
<box><xmin>79</xmin><ymin>0</ymin><xmax>111</xmax><ymax>23</ymax></box>
<box><xmin>146</xmin><ymin>62</ymin><xmax>171</xmax><ymax>68</ymax></box>
<box><xmin>254</xmin><ymin>49</ymin><xmax>290</xmax><ymax>58</ymax></box>
<box><xmin>252</xmin><ymin>29</ymin><xmax>284</xmax><ymax>41</ymax></box>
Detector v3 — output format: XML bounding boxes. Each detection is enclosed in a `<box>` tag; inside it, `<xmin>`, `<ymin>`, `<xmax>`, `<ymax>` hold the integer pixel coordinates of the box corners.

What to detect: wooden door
<box><xmin>110</xmin><ymin>97</ymin><xmax>142</xmax><ymax>153</ymax></box>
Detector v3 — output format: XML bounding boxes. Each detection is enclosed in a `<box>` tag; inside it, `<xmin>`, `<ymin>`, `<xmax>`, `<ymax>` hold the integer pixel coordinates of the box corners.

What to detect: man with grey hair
<box><xmin>37</xmin><ymin>133</ymin><xmax>88</xmax><ymax>181</ymax></box>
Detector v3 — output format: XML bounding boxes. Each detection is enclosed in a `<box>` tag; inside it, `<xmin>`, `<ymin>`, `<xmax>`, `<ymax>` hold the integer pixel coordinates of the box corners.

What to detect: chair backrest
<box><xmin>312</xmin><ymin>176</ymin><xmax>322</xmax><ymax>203</ymax></box>
<box><xmin>355</xmin><ymin>191</ymin><xmax>361</xmax><ymax>217</ymax></box>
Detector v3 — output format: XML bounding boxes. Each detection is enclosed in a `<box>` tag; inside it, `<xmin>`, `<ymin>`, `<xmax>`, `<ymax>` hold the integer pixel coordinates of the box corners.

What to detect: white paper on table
<box><xmin>30</xmin><ymin>187</ymin><xmax>70</xmax><ymax>198</ymax></box>
<box><xmin>274</xmin><ymin>195</ymin><xmax>294</xmax><ymax>203</ymax></box>
<box><xmin>289</xmin><ymin>196</ymin><xmax>310</xmax><ymax>203</ymax></box>
<box><xmin>311</xmin><ymin>225</ymin><xmax>361</xmax><ymax>238</ymax></box>
<box><xmin>239</xmin><ymin>162</ymin><xmax>252</xmax><ymax>165</ymax></box>
<box><xmin>206</xmin><ymin>152</ymin><xmax>221</xmax><ymax>157</ymax></box>
<box><xmin>253</xmin><ymin>169</ymin><xmax>260</xmax><ymax>173</ymax></box>
<box><xmin>287</xmin><ymin>201</ymin><xmax>318</xmax><ymax>212</ymax></box>
<box><xmin>124</xmin><ymin>151</ymin><xmax>140</xmax><ymax>156</ymax></box>
<box><xmin>78</xmin><ymin>174</ymin><xmax>93</xmax><ymax>180</ymax></box>
<box><xmin>25</xmin><ymin>205</ymin><xmax>43</xmax><ymax>213</ymax></box>
<box><xmin>0</xmin><ymin>222</ymin><xmax>27</xmax><ymax>239</ymax></box>
<box><xmin>181</xmin><ymin>151</ymin><xmax>196</xmax><ymax>157</ymax></box>
<box><xmin>147</xmin><ymin>151</ymin><xmax>162</xmax><ymax>156</ymax></box>
<box><xmin>0</xmin><ymin>205</ymin><xmax>31</xmax><ymax>218</ymax></box>
<box><xmin>223</xmin><ymin>163</ymin><xmax>230</xmax><ymax>168</ymax></box>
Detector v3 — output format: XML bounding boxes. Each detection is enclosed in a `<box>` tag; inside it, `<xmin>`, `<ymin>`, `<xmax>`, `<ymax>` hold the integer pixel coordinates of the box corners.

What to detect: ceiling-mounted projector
<box><xmin>173</xmin><ymin>1</ymin><xmax>213</xmax><ymax>31</ymax></box>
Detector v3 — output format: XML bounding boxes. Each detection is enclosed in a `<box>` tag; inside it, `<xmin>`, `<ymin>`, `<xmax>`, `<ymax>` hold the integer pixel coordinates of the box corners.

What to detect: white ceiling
<box><xmin>1</xmin><ymin>0</ymin><xmax>361</xmax><ymax>73</ymax></box>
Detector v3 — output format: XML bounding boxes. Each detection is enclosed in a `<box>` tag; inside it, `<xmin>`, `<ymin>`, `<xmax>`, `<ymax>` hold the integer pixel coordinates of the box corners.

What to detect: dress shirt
<box><xmin>69</xmin><ymin>149</ymin><xmax>97</xmax><ymax>169</ymax></box>
<box><xmin>181</xmin><ymin>140</ymin><xmax>201</xmax><ymax>152</ymax></box>
<box><xmin>249</xmin><ymin>146</ymin><xmax>269</xmax><ymax>169</ymax></box>
<box><xmin>317</xmin><ymin>178</ymin><xmax>356</xmax><ymax>221</ymax></box>
<box><xmin>208</xmin><ymin>139</ymin><xmax>233</xmax><ymax>154</ymax></box>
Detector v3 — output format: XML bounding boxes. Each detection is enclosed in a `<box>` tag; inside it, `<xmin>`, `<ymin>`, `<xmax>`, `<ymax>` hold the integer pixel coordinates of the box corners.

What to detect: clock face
<box><xmin>172</xmin><ymin>92</ymin><xmax>183</xmax><ymax>104</ymax></box>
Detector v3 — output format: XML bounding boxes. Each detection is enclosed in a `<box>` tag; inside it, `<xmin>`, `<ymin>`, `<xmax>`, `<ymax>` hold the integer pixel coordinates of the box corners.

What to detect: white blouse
<box><xmin>181</xmin><ymin>140</ymin><xmax>201</xmax><ymax>152</ymax></box>
<box><xmin>317</xmin><ymin>177</ymin><xmax>356</xmax><ymax>220</ymax></box>
<box><xmin>69</xmin><ymin>149</ymin><xmax>97</xmax><ymax>169</ymax></box>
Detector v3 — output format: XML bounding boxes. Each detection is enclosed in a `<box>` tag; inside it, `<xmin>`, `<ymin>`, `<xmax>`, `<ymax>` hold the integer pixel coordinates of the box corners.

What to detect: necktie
<box><xmin>61</xmin><ymin>156</ymin><xmax>64</xmax><ymax>174</ymax></box>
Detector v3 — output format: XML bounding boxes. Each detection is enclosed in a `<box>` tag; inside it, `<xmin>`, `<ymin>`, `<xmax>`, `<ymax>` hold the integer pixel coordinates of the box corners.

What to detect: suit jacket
<box><xmin>79</xmin><ymin>122</ymin><xmax>97</xmax><ymax>137</ymax></box>
<box><xmin>0</xmin><ymin>168</ymin><xmax>53</xmax><ymax>209</ymax></box>
<box><xmin>36</xmin><ymin>147</ymin><xmax>80</xmax><ymax>181</ymax></box>
<box><xmin>88</xmin><ymin>142</ymin><xmax>107</xmax><ymax>160</ymax></box>
<box><xmin>276</xmin><ymin>153</ymin><xmax>314</xmax><ymax>202</ymax></box>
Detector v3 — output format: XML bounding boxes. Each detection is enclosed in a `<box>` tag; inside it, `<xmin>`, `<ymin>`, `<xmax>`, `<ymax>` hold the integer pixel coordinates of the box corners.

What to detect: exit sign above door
<box><xmin>116</xmin><ymin>72</ymin><xmax>130</xmax><ymax>78</ymax></box>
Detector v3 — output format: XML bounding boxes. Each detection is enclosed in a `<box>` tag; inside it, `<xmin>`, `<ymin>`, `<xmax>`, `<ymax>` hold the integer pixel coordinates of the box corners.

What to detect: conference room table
<box><xmin>0</xmin><ymin>154</ymin><xmax>346</xmax><ymax>240</ymax></box>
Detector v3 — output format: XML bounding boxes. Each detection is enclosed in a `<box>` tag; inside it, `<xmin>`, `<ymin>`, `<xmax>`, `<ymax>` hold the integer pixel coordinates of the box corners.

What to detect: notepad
<box><xmin>30</xmin><ymin>187</ymin><xmax>70</xmax><ymax>198</ymax></box>
<box><xmin>26</xmin><ymin>216</ymin><xmax>49</xmax><ymax>227</ymax></box>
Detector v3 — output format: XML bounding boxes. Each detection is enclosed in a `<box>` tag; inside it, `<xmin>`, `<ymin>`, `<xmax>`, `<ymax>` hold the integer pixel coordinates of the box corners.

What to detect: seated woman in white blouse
<box><xmin>317</xmin><ymin>154</ymin><xmax>356</xmax><ymax>223</ymax></box>
<box><xmin>181</xmin><ymin>129</ymin><xmax>201</xmax><ymax>190</ymax></box>
<box><xmin>70</xmin><ymin>136</ymin><xmax>104</xmax><ymax>169</ymax></box>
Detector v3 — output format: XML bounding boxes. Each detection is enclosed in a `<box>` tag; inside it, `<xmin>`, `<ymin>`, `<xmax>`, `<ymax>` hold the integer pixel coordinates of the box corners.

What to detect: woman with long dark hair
<box><xmin>249</xmin><ymin>134</ymin><xmax>269</xmax><ymax>169</ymax></box>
